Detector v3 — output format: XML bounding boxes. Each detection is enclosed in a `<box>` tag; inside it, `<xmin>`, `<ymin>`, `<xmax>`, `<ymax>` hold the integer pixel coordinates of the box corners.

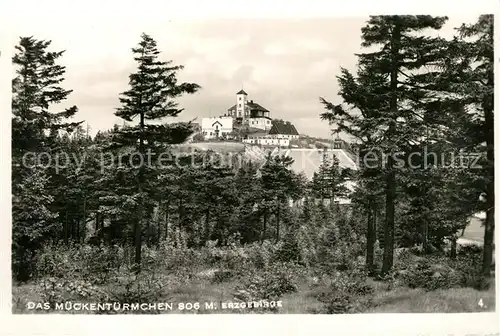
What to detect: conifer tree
<box><xmin>311</xmin><ymin>152</ymin><xmax>351</xmax><ymax>204</ymax></box>
<box><xmin>261</xmin><ymin>154</ymin><xmax>303</xmax><ymax>242</ymax></box>
<box><xmin>321</xmin><ymin>15</ymin><xmax>449</xmax><ymax>274</ymax></box>
<box><xmin>438</xmin><ymin>15</ymin><xmax>494</xmax><ymax>274</ymax></box>
<box><xmin>115</xmin><ymin>33</ymin><xmax>200</xmax><ymax>271</ymax></box>
<box><xmin>12</xmin><ymin>36</ymin><xmax>80</xmax><ymax>156</ymax></box>
<box><xmin>11</xmin><ymin>36</ymin><xmax>80</xmax><ymax>281</ymax></box>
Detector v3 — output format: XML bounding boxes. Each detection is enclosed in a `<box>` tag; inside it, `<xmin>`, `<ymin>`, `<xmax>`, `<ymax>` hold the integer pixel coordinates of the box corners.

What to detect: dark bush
<box><xmin>211</xmin><ymin>269</ymin><xmax>234</xmax><ymax>284</ymax></box>
<box><xmin>234</xmin><ymin>262</ymin><xmax>300</xmax><ymax>303</ymax></box>
<box><xmin>316</xmin><ymin>269</ymin><xmax>374</xmax><ymax>314</ymax></box>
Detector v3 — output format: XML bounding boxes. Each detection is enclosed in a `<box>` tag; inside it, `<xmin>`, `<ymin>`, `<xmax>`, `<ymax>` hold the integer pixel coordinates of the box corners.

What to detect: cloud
<box><xmin>9</xmin><ymin>16</ymin><xmax>480</xmax><ymax>138</ymax></box>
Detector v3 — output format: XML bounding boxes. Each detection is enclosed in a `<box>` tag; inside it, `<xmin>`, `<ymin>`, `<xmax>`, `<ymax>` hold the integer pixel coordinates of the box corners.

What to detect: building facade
<box><xmin>227</xmin><ymin>90</ymin><xmax>272</xmax><ymax>129</ymax></box>
<box><xmin>201</xmin><ymin>116</ymin><xmax>233</xmax><ymax>140</ymax></box>
<box><xmin>268</xmin><ymin>120</ymin><xmax>300</xmax><ymax>140</ymax></box>
<box><xmin>249</xmin><ymin>117</ymin><xmax>272</xmax><ymax>130</ymax></box>
<box><xmin>242</xmin><ymin>133</ymin><xmax>290</xmax><ymax>147</ymax></box>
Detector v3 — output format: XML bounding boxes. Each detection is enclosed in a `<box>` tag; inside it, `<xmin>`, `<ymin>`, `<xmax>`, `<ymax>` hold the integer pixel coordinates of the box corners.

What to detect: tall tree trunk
<box><xmin>482</xmin><ymin>65</ymin><xmax>494</xmax><ymax>276</ymax></box>
<box><xmin>262</xmin><ymin>207</ymin><xmax>268</xmax><ymax>242</ymax></box>
<box><xmin>382</xmin><ymin>156</ymin><xmax>396</xmax><ymax>275</ymax></box>
<box><xmin>76</xmin><ymin>217</ymin><xmax>81</xmax><ymax>243</ymax></box>
<box><xmin>450</xmin><ymin>235</ymin><xmax>457</xmax><ymax>260</ymax></box>
<box><xmin>64</xmin><ymin>211</ymin><xmax>69</xmax><ymax>245</ymax></box>
<box><xmin>81</xmin><ymin>193</ymin><xmax>87</xmax><ymax>243</ymax></box>
<box><xmin>134</xmin><ymin>94</ymin><xmax>145</xmax><ymax>273</ymax></box>
<box><xmin>95</xmin><ymin>212</ymin><xmax>99</xmax><ymax>232</ymax></box>
<box><xmin>70</xmin><ymin>217</ymin><xmax>74</xmax><ymax>243</ymax></box>
<box><xmin>275</xmin><ymin>201</ymin><xmax>280</xmax><ymax>242</ymax></box>
<box><xmin>134</xmin><ymin>190</ymin><xmax>143</xmax><ymax>272</ymax></box>
<box><xmin>366</xmin><ymin>202</ymin><xmax>376</xmax><ymax>274</ymax></box>
<box><xmin>146</xmin><ymin>211</ymin><xmax>151</xmax><ymax>247</ymax></box>
<box><xmin>205</xmin><ymin>207</ymin><xmax>210</xmax><ymax>242</ymax></box>
<box><xmin>165</xmin><ymin>200</ymin><xmax>170</xmax><ymax>242</ymax></box>
<box><xmin>381</xmin><ymin>24</ymin><xmax>400</xmax><ymax>276</ymax></box>
<box><xmin>422</xmin><ymin>218</ymin><xmax>429</xmax><ymax>254</ymax></box>
<box><xmin>178</xmin><ymin>199</ymin><xmax>184</xmax><ymax>230</ymax></box>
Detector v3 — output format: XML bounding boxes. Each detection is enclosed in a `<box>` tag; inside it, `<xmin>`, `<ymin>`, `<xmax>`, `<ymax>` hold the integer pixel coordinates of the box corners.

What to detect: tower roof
<box><xmin>236</xmin><ymin>89</ymin><xmax>248</xmax><ymax>95</ymax></box>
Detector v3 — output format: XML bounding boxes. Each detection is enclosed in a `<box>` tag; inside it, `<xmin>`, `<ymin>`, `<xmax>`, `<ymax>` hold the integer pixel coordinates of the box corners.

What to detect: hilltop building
<box><xmin>200</xmin><ymin>89</ymin><xmax>300</xmax><ymax>144</ymax></box>
<box><xmin>226</xmin><ymin>90</ymin><xmax>272</xmax><ymax>131</ymax></box>
<box><xmin>242</xmin><ymin>132</ymin><xmax>290</xmax><ymax>147</ymax></box>
<box><xmin>201</xmin><ymin>116</ymin><xmax>233</xmax><ymax>140</ymax></box>
<box><xmin>268</xmin><ymin>120</ymin><xmax>300</xmax><ymax>140</ymax></box>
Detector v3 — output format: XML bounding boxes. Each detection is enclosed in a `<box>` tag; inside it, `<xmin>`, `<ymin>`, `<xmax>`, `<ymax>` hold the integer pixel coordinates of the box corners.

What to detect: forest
<box><xmin>12</xmin><ymin>15</ymin><xmax>495</xmax><ymax>314</ymax></box>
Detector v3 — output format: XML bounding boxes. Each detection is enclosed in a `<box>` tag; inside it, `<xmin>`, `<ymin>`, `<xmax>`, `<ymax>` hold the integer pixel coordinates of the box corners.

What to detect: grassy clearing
<box><xmin>13</xmin><ymin>271</ymin><xmax>495</xmax><ymax>314</ymax></box>
<box><xmin>365</xmin><ymin>280</ymin><xmax>495</xmax><ymax>313</ymax></box>
<box><xmin>11</xmin><ymin>237</ymin><xmax>495</xmax><ymax>315</ymax></box>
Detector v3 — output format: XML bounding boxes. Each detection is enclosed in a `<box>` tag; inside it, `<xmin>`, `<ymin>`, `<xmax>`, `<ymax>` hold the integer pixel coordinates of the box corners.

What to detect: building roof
<box><xmin>247</xmin><ymin>101</ymin><xmax>269</xmax><ymax>112</ymax></box>
<box><xmin>227</xmin><ymin>101</ymin><xmax>270</xmax><ymax>113</ymax></box>
<box><xmin>269</xmin><ymin>120</ymin><xmax>299</xmax><ymax>135</ymax></box>
<box><xmin>237</xmin><ymin>89</ymin><xmax>248</xmax><ymax>95</ymax></box>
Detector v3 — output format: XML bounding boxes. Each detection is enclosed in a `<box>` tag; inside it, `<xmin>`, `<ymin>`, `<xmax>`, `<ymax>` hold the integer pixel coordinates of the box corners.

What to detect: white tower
<box><xmin>236</xmin><ymin>89</ymin><xmax>248</xmax><ymax>123</ymax></box>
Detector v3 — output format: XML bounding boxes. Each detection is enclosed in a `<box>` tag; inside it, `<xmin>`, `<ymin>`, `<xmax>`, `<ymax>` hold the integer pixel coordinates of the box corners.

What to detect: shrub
<box><xmin>246</xmin><ymin>240</ymin><xmax>279</xmax><ymax>269</ymax></box>
<box><xmin>106</xmin><ymin>268</ymin><xmax>169</xmax><ymax>305</ymax></box>
<box><xmin>35</xmin><ymin>245</ymin><xmax>77</xmax><ymax>279</ymax></box>
<box><xmin>400</xmin><ymin>253</ymin><xmax>490</xmax><ymax>291</ymax></box>
<box><xmin>457</xmin><ymin>244</ymin><xmax>483</xmax><ymax>256</ymax></box>
<box><xmin>35</xmin><ymin>244</ymin><xmax>124</xmax><ymax>284</ymax></box>
<box><xmin>276</xmin><ymin>226</ymin><xmax>317</xmax><ymax>266</ymax></box>
<box><xmin>315</xmin><ymin>269</ymin><xmax>374</xmax><ymax>314</ymax></box>
<box><xmin>211</xmin><ymin>269</ymin><xmax>234</xmax><ymax>284</ymax></box>
<box><xmin>37</xmin><ymin>277</ymin><xmax>109</xmax><ymax>309</ymax></box>
<box><xmin>401</xmin><ymin>257</ymin><xmax>459</xmax><ymax>291</ymax></box>
<box><xmin>452</xmin><ymin>247</ymin><xmax>491</xmax><ymax>291</ymax></box>
<box><xmin>234</xmin><ymin>262</ymin><xmax>300</xmax><ymax>304</ymax></box>
<box><xmin>318</xmin><ymin>292</ymin><xmax>354</xmax><ymax>314</ymax></box>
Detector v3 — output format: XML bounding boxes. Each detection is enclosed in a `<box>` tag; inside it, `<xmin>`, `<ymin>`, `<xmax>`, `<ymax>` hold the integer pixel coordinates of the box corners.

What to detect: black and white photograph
<box><xmin>3</xmin><ymin>1</ymin><xmax>498</xmax><ymax>331</ymax></box>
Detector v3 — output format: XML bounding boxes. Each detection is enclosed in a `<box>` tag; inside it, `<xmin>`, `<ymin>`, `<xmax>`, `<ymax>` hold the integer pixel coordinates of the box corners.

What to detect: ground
<box><xmin>463</xmin><ymin>216</ymin><xmax>485</xmax><ymax>243</ymax></box>
<box><xmin>12</xmin><ymin>267</ymin><xmax>495</xmax><ymax>314</ymax></box>
<box><xmin>11</xmin><ymin>216</ymin><xmax>494</xmax><ymax>314</ymax></box>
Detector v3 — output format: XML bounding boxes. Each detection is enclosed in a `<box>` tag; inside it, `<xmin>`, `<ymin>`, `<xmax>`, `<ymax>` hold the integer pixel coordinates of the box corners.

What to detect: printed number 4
<box><xmin>478</xmin><ymin>298</ymin><xmax>487</xmax><ymax>308</ymax></box>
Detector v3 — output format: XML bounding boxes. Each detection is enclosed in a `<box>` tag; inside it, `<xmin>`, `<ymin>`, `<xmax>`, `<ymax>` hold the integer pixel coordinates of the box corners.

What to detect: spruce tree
<box><xmin>438</xmin><ymin>15</ymin><xmax>494</xmax><ymax>274</ymax></box>
<box><xmin>321</xmin><ymin>15</ymin><xmax>449</xmax><ymax>275</ymax></box>
<box><xmin>115</xmin><ymin>33</ymin><xmax>200</xmax><ymax>271</ymax></box>
<box><xmin>260</xmin><ymin>154</ymin><xmax>303</xmax><ymax>242</ymax></box>
<box><xmin>311</xmin><ymin>152</ymin><xmax>351</xmax><ymax>204</ymax></box>
<box><xmin>11</xmin><ymin>36</ymin><xmax>80</xmax><ymax>281</ymax></box>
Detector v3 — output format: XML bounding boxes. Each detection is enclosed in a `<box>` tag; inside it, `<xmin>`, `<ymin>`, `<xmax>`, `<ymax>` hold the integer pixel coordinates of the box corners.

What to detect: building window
<box><xmin>239</xmin><ymin>97</ymin><xmax>242</xmax><ymax>100</ymax></box>
<box><xmin>238</xmin><ymin>104</ymin><xmax>241</xmax><ymax>108</ymax></box>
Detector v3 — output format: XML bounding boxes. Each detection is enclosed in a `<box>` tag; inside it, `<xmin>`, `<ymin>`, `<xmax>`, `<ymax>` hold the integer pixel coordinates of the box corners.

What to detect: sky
<box><xmin>7</xmin><ymin>15</ymin><xmax>479</xmax><ymax>139</ymax></box>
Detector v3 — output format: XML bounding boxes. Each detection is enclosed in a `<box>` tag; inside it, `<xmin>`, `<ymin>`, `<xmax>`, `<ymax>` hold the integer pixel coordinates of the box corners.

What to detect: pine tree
<box><xmin>311</xmin><ymin>151</ymin><xmax>351</xmax><ymax>204</ymax></box>
<box><xmin>321</xmin><ymin>15</ymin><xmax>449</xmax><ymax>275</ymax></box>
<box><xmin>260</xmin><ymin>154</ymin><xmax>303</xmax><ymax>242</ymax></box>
<box><xmin>11</xmin><ymin>36</ymin><xmax>80</xmax><ymax>281</ymax></box>
<box><xmin>438</xmin><ymin>15</ymin><xmax>494</xmax><ymax>275</ymax></box>
<box><xmin>12</xmin><ymin>36</ymin><xmax>80</xmax><ymax>157</ymax></box>
<box><xmin>115</xmin><ymin>33</ymin><xmax>200</xmax><ymax>271</ymax></box>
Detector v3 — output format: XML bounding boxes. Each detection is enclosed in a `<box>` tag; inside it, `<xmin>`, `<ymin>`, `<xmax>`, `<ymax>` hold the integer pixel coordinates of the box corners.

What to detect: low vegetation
<box><xmin>12</xmin><ymin>204</ymin><xmax>495</xmax><ymax>314</ymax></box>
